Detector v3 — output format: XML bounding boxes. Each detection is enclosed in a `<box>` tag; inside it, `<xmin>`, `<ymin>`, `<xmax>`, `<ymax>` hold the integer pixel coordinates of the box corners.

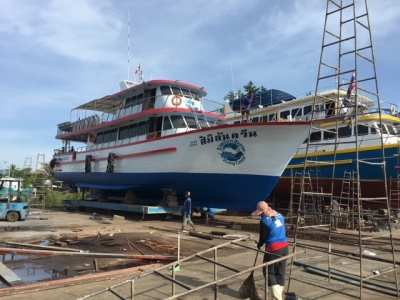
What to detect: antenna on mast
<box><xmin>127</xmin><ymin>10</ymin><xmax>132</xmax><ymax>80</ymax></box>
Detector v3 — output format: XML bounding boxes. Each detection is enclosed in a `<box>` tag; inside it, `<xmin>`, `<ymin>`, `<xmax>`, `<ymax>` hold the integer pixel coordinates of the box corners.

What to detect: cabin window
<box><xmin>280</xmin><ymin>110</ymin><xmax>290</xmax><ymax>119</ymax></box>
<box><xmin>97</xmin><ymin>129</ymin><xmax>118</xmax><ymax>144</ymax></box>
<box><xmin>191</xmin><ymin>91</ymin><xmax>200</xmax><ymax>100</ymax></box>
<box><xmin>310</xmin><ymin>131</ymin><xmax>321</xmax><ymax>142</ymax></box>
<box><xmin>377</xmin><ymin>124</ymin><xmax>388</xmax><ymax>134</ymax></box>
<box><xmin>370</xmin><ymin>126</ymin><xmax>377</xmax><ymax>134</ymax></box>
<box><xmin>171</xmin><ymin>86</ymin><xmax>182</xmax><ymax>96</ymax></box>
<box><xmin>291</xmin><ymin>108</ymin><xmax>301</xmax><ymax>118</ymax></box>
<box><xmin>163</xmin><ymin>116</ymin><xmax>173</xmax><ymax>131</ymax></box>
<box><xmin>268</xmin><ymin>113</ymin><xmax>277</xmax><ymax>121</ymax></box>
<box><xmin>303</xmin><ymin>105</ymin><xmax>312</xmax><ymax>115</ymax></box>
<box><xmin>234</xmin><ymin>121</ymin><xmax>241</xmax><ymax>125</ymax></box>
<box><xmin>338</xmin><ymin>126</ymin><xmax>352</xmax><ymax>138</ymax></box>
<box><xmin>323</xmin><ymin>128</ymin><xmax>336</xmax><ymax>140</ymax></box>
<box><xmin>198</xmin><ymin>117</ymin><xmax>209</xmax><ymax>128</ymax></box>
<box><xmin>184</xmin><ymin>116</ymin><xmax>198</xmax><ymax>129</ymax></box>
<box><xmin>388</xmin><ymin>125</ymin><xmax>396</xmax><ymax>135</ymax></box>
<box><xmin>118</xmin><ymin>122</ymin><xmax>147</xmax><ymax>140</ymax></box>
<box><xmin>252</xmin><ymin>117</ymin><xmax>259</xmax><ymax>123</ymax></box>
<box><xmin>262</xmin><ymin>115</ymin><xmax>268</xmax><ymax>122</ymax></box>
<box><xmin>356</xmin><ymin>124</ymin><xmax>369</xmax><ymax>136</ymax></box>
<box><xmin>181</xmin><ymin>88</ymin><xmax>192</xmax><ymax>98</ymax></box>
<box><xmin>170</xmin><ymin>115</ymin><xmax>187</xmax><ymax>129</ymax></box>
<box><xmin>160</xmin><ymin>86</ymin><xmax>172</xmax><ymax>95</ymax></box>
<box><xmin>325</xmin><ymin>101</ymin><xmax>335</xmax><ymax>117</ymax></box>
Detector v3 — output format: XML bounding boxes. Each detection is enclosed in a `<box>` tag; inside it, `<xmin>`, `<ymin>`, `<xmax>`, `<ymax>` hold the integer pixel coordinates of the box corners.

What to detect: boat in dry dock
<box><xmin>52</xmin><ymin>79</ymin><xmax>309</xmax><ymax>211</ymax></box>
<box><xmin>225</xmin><ymin>88</ymin><xmax>400</xmax><ymax>207</ymax></box>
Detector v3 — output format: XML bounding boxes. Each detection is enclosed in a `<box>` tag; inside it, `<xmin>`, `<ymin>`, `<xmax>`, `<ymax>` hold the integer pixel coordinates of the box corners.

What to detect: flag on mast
<box><xmin>346</xmin><ymin>72</ymin><xmax>356</xmax><ymax>98</ymax></box>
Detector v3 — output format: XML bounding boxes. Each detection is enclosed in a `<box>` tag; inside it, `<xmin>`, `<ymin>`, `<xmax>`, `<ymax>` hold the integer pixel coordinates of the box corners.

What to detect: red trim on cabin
<box><xmin>57</xmin><ymin>107</ymin><xmax>224</xmax><ymax>140</ymax></box>
<box><xmin>59</xmin><ymin>147</ymin><xmax>177</xmax><ymax>165</ymax></box>
<box><xmin>147</xmin><ymin>80</ymin><xmax>206</xmax><ymax>94</ymax></box>
<box><xmin>57</xmin><ymin>121</ymin><xmax>309</xmax><ymax>157</ymax></box>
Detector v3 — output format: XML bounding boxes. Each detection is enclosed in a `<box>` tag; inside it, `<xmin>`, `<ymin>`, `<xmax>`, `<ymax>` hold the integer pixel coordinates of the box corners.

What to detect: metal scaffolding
<box><xmin>288</xmin><ymin>0</ymin><xmax>399</xmax><ymax>299</ymax></box>
<box><xmin>78</xmin><ymin>235</ymin><xmax>296</xmax><ymax>300</ymax></box>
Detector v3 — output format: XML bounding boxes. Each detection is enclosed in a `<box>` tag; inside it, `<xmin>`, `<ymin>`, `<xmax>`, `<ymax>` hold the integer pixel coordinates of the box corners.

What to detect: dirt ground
<box><xmin>0</xmin><ymin>209</ymin><xmax>398</xmax><ymax>299</ymax></box>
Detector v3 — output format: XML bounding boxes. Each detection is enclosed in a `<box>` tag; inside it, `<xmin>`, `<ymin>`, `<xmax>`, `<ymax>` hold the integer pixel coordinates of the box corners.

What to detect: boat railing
<box><xmin>63</xmin><ymin>94</ymin><xmax>200</xmax><ymax>136</ymax></box>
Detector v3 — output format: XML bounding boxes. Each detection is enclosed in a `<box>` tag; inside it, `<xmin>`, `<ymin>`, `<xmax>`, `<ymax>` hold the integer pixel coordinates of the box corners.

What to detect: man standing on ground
<box><xmin>252</xmin><ymin>201</ymin><xmax>289</xmax><ymax>300</ymax></box>
<box><xmin>182</xmin><ymin>191</ymin><xmax>195</xmax><ymax>231</ymax></box>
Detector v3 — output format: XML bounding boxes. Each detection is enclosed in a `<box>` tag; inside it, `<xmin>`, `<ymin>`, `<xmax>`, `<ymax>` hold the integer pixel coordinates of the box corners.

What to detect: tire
<box><xmin>6</xmin><ymin>211</ymin><xmax>19</xmax><ymax>222</ymax></box>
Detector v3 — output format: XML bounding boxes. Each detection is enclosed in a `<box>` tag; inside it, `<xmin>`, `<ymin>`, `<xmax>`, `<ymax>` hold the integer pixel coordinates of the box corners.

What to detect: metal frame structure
<box><xmin>78</xmin><ymin>236</ymin><xmax>296</xmax><ymax>300</ymax></box>
<box><xmin>288</xmin><ymin>0</ymin><xmax>399</xmax><ymax>299</ymax></box>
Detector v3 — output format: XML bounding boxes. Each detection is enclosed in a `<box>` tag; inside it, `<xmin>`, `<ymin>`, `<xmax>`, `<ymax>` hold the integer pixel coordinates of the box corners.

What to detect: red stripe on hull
<box><xmin>59</xmin><ymin>147</ymin><xmax>176</xmax><ymax>165</ymax></box>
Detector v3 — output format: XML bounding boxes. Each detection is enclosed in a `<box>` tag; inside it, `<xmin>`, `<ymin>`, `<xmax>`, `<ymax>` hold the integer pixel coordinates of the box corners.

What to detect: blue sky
<box><xmin>1</xmin><ymin>0</ymin><xmax>399</xmax><ymax>168</ymax></box>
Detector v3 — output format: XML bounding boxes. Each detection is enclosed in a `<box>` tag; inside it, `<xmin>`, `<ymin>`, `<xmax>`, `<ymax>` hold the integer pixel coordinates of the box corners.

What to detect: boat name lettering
<box><xmin>199</xmin><ymin>129</ymin><xmax>257</xmax><ymax>145</ymax></box>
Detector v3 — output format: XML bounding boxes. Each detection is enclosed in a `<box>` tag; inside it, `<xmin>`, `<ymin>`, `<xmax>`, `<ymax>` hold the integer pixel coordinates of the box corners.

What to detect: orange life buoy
<box><xmin>171</xmin><ymin>95</ymin><xmax>182</xmax><ymax>106</ymax></box>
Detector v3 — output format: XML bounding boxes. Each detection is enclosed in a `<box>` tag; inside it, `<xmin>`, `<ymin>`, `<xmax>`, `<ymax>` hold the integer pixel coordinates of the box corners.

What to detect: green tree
<box><xmin>224</xmin><ymin>90</ymin><xmax>236</xmax><ymax>102</ymax></box>
<box><xmin>243</xmin><ymin>81</ymin><xmax>259</xmax><ymax>95</ymax></box>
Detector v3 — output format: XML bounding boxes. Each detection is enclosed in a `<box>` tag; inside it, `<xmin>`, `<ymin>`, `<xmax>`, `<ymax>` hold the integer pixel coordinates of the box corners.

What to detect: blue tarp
<box><xmin>229</xmin><ymin>89</ymin><xmax>296</xmax><ymax>112</ymax></box>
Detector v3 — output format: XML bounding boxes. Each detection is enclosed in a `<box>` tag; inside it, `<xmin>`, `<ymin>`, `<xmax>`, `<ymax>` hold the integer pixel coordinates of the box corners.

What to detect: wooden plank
<box><xmin>0</xmin><ymin>262</ymin><xmax>22</xmax><ymax>286</ymax></box>
<box><xmin>4</xmin><ymin>241</ymin><xmax>82</xmax><ymax>252</ymax></box>
<box><xmin>0</xmin><ymin>263</ymin><xmax>161</xmax><ymax>297</ymax></box>
<box><xmin>0</xmin><ymin>247</ymin><xmax>175</xmax><ymax>262</ymax></box>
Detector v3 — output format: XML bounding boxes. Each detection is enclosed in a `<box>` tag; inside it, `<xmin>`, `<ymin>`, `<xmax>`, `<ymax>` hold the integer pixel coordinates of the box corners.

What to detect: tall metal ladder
<box><xmin>288</xmin><ymin>0</ymin><xmax>399</xmax><ymax>298</ymax></box>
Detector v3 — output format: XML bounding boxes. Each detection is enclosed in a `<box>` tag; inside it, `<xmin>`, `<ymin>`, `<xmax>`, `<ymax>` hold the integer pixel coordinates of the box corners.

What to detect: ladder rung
<box><xmin>341</xmin><ymin>45</ymin><xmax>372</xmax><ymax>56</ymax></box>
<box><xmin>363</xmin><ymin>266</ymin><xmax>397</xmax><ymax>281</ymax></box>
<box><xmin>298</xmin><ymin>224</ymin><xmax>330</xmax><ymax>229</ymax></box>
<box><xmin>327</xmin><ymin>3</ymin><xmax>354</xmax><ymax>15</ymax></box>
<box><xmin>341</xmin><ymin>13</ymin><xmax>368</xmax><ymax>25</ymax></box>
<box><xmin>323</xmin><ymin>36</ymin><xmax>355</xmax><ymax>48</ymax></box>
<box><xmin>305</xmin><ymin>160</ymin><xmax>335</xmax><ymax>165</ymax></box>
<box><xmin>308</xmin><ymin>141</ymin><xmax>357</xmax><ymax>146</ymax></box>
<box><xmin>338</xmin><ymin>76</ymin><xmax>376</xmax><ymax>87</ymax></box>
<box><xmin>358</xmin><ymin>159</ymin><xmax>385</xmax><ymax>166</ymax></box>
<box><xmin>318</xmin><ymin>69</ymin><xmax>355</xmax><ymax>80</ymax></box>
<box><xmin>303</xmin><ymin>192</ymin><xmax>333</xmax><ymax>196</ymax></box>
<box><xmin>359</xmin><ymin>197</ymin><xmax>388</xmax><ymax>202</ymax></box>
<box><xmin>361</xmin><ymin>232</ymin><xmax>390</xmax><ymax>240</ymax></box>
<box><xmin>357</xmin><ymin>86</ymin><xmax>378</xmax><ymax>97</ymax></box>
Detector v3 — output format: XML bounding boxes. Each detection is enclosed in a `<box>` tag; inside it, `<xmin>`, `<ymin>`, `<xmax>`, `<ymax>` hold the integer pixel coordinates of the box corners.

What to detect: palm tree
<box><xmin>243</xmin><ymin>81</ymin><xmax>259</xmax><ymax>95</ymax></box>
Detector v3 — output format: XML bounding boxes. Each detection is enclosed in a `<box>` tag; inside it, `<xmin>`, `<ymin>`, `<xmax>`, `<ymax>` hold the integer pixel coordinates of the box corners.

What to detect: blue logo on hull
<box><xmin>217</xmin><ymin>140</ymin><xmax>246</xmax><ymax>166</ymax></box>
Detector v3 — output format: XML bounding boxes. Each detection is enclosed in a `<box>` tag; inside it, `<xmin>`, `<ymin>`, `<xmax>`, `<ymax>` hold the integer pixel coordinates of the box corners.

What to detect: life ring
<box><xmin>171</xmin><ymin>95</ymin><xmax>182</xmax><ymax>106</ymax></box>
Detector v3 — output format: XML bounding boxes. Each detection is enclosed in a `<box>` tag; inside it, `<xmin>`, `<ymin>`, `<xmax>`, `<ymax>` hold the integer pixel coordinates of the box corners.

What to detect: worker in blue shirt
<box><xmin>252</xmin><ymin>201</ymin><xmax>288</xmax><ymax>300</ymax></box>
<box><xmin>182</xmin><ymin>191</ymin><xmax>195</xmax><ymax>231</ymax></box>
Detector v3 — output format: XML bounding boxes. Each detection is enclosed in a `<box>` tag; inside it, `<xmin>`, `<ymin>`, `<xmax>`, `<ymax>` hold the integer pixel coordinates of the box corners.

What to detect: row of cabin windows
<box><xmin>250</xmin><ymin>102</ymin><xmax>335</xmax><ymax>122</ymax></box>
<box><xmin>307</xmin><ymin>124</ymin><xmax>395</xmax><ymax>143</ymax></box>
<box><xmin>95</xmin><ymin>115</ymin><xmax>219</xmax><ymax>144</ymax></box>
<box><xmin>124</xmin><ymin>89</ymin><xmax>156</xmax><ymax>108</ymax></box>
<box><xmin>160</xmin><ymin>85</ymin><xmax>200</xmax><ymax>100</ymax></box>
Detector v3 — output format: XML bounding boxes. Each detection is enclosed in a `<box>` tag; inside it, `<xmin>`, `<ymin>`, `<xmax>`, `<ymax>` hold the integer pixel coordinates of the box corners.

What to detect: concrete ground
<box><xmin>0</xmin><ymin>209</ymin><xmax>398</xmax><ymax>299</ymax></box>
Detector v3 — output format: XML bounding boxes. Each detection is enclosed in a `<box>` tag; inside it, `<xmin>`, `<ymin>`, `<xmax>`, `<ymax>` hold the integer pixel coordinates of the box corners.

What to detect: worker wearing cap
<box><xmin>182</xmin><ymin>191</ymin><xmax>195</xmax><ymax>231</ymax></box>
<box><xmin>252</xmin><ymin>201</ymin><xmax>288</xmax><ymax>300</ymax></box>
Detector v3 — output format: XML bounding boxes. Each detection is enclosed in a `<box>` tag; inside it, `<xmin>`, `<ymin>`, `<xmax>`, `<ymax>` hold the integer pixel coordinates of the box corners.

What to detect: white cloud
<box><xmin>0</xmin><ymin>0</ymin><xmax>123</xmax><ymax>63</ymax></box>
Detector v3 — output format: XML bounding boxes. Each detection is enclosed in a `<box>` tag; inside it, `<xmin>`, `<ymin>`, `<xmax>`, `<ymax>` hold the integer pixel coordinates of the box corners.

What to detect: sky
<box><xmin>0</xmin><ymin>0</ymin><xmax>399</xmax><ymax>168</ymax></box>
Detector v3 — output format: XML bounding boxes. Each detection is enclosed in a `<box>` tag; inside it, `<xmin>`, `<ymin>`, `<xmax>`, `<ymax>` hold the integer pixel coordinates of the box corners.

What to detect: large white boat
<box><xmin>225</xmin><ymin>89</ymin><xmax>400</xmax><ymax>207</ymax></box>
<box><xmin>52</xmin><ymin>79</ymin><xmax>309</xmax><ymax>211</ymax></box>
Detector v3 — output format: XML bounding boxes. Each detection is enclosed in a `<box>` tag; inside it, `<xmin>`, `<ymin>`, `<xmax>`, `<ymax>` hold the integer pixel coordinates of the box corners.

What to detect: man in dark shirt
<box><xmin>253</xmin><ymin>201</ymin><xmax>288</xmax><ymax>300</ymax></box>
<box><xmin>182</xmin><ymin>191</ymin><xmax>195</xmax><ymax>231</ymax></box>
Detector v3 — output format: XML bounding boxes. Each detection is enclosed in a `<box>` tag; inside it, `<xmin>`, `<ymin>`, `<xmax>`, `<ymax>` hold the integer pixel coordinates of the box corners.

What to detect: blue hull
<box><xmin>56</xmin><ymin>172</ymin><xmax>279</xmax><ymax>211</ymax></box>
<box><xmin>283</xmin><ymin>146</ymin><xmax>399</xmax><ymax>180</ymax></box>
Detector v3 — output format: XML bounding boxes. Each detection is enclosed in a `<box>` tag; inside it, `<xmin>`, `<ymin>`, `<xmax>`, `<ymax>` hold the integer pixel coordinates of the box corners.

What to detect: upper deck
<box><xmin>56</xmin><ymin>79</ymin><xmax>212</xmax><ymax>139</ymax></box>
<box><xmin>55</xmin><ymin>79</ymin><xmax>224</xmax><ymax>153</ymax></box>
